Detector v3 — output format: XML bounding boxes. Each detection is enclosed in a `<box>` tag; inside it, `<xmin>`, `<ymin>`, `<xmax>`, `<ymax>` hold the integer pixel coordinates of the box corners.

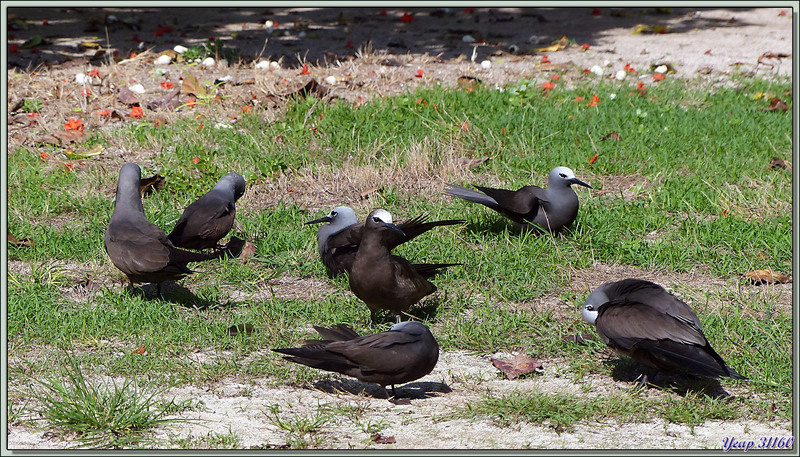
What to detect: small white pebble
<box><xmin>217</xmin><ymin>75</ymin><xmax>232</xmax><ymax>82</ymax></box>
<box><xmin>173</xmin><ymin>45</ymin><xmax>188</xmax><ymax>54</ymax></box>
<box><xmin>255</xmin><ymin>60</ymin><xmax>271</xmax><ymax>69</ymax></box>
<box><xmin>324</xmin><ymin>75</ymin><xmax>337</xmax><ymax>85</ymax></box>
<box><xmin>590</xmin><ymin>65</ymin><xmax>604</xmax><ymax>77</ymax></box>
<box><xmin>462</xmin><ymin>35</ymin><xmax>476</xmax><ymax>43</ymax></box>
<box><xmin>75</xmin><ymin>73</ymin><xmax>89</xmax><ymax>84</ymax></box>
<box><xmin>603</xmin><ymin>59</ymin><xmax>612</xmax><ymax>67</ymax></box>
<box><xmin>154</xmin><ymin>54</ymin><xmax>172</xmax><ymax>65</ymax></box>
<box><xmin>269</xmin><ymin>61</ymin><xmax>280</xmax><ymax>70</ymax></box>
<box><xmin>615</xmin><ymin>70</ymin><xmax>627</xmax><ymax>80</ymax></box>
<box><xmin>202</xmin><ymin>57</ymin><xmax>215</xmax><ymax>67</ymax></box>
<box><xmin>480</xmin><ymin>60</ymin><xmax>492</xmax><ymax>69</ymax></box>
<box><xmin>655</xmin><ymin>65</ymin><xmax>668</xmax><ymax>74</ymax></box>
<box><xmin>130</xmin><ymin>83</ymin><xmax>146</xmax><ymax>94</ymax></box>
<box><xmin>609</xmin><ymin>93</ymin><xmax>617</xmax><ymax>99</ymax></box>
<box><xmin>215</xmin><ymin>122</ymin><xmax>233</xmax><ymax>129</ymax></box>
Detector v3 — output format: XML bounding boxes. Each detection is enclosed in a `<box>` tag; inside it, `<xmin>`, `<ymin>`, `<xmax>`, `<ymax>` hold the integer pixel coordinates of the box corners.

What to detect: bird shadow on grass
<box><xmin>605</xmin><ymin>358</ymin><xmax>733</xmax><ymax>399</ymax></box>
<box><xmin>312</xmin><ymin>377</ymin><xmax>452</xmax><ymax>401</ymax></box>
<box><xmin>130</xmin><ymin>282</ymin><xmax>221</xmax><ymax>309</ymax></box>
<box><xmin>463</xmin><ymin>218</ymin><xmax>547</xmax><ymax>238</ymax></box>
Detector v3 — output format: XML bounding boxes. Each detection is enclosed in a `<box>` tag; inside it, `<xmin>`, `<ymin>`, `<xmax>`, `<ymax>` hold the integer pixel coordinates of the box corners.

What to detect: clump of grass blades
<box><xmin>29</xmin><ymin>357</ymin><xmax>182</xmax><ymax>449</ymax></box>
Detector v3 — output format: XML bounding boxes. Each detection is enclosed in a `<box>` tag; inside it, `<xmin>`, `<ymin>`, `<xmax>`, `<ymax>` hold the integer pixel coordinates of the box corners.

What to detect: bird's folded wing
<box><xmin>596</xmin><ymin>301</ymin><xmax>707</xmax><ymax>348</ymax></box>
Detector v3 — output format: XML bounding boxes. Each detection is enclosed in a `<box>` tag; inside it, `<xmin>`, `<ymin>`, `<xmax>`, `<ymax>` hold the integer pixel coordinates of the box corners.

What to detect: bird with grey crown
<box><xmin>581</xmin><ymin>278</ymin><xmax>747</xmax><ymax>383</ymax></box>
<box><xmin>445</xmin><ymin>166</ymin><xmax>591</xmax><ymax>234</ymax></box>
<box><xmin>273</xmin><ymin>321</ymin><xmax>439</xmax><ymax>398</ymax></box>
<box><xmin>104</xmin><ymin>163</ymin><xmax>244</xmax><ymax>296</ymax></box>
<box><xmin>305</xmin><ymin>205</ymin><xmax>464</xmax><ymax>276</ymax></box>
<box><xmin>167</xmin><ymin>172</ymin><xmax>246</xmax><ymax>251</ymax></box>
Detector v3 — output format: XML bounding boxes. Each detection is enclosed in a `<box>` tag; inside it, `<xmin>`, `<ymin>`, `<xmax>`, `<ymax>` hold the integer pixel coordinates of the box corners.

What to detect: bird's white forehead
<box><xmin>373</xmin><ymin>209</ymin><xmax>393</xmax><ymax>224</ymax></box>
<box><xmin>553</xmin><ymin>166</ymin><xmax>575</xmax><ymax>178</ymax></box>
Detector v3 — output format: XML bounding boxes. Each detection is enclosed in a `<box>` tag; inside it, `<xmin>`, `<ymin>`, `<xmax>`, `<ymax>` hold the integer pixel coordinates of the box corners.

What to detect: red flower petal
<box><xmin>129</xmin><ymin>106</ymin><xmax>144</xmax><ymax>118</ymax></box>
<box><xmin>401</xmin><ymin>12</ymin><xmax>413</xmax><ymax>23</ymax></box>
<box><xmin>653</xmin><ymin>73</ymin><xmax>666</xmax><ymax>82</ymax></box>
<box><xmin>415</xmin><ymin>68</ymin><xmax>425</xmax><ymax>78</ymax></box>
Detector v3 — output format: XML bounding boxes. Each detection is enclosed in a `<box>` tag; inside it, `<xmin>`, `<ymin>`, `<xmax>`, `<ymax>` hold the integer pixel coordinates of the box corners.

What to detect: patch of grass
<box><xmin>27</xmin><ymin>356</ymin><xmax>183</xmax><ymax>449</ymax></box>
<box><xmin>6</xmin><ymin>71</ymin><xmax>791</xmax><ymax>442</ymax></box>
<box><xmin>264</xmin><ymin>402</ymin><xmax>333</xmax><ymax>449</ymax></box>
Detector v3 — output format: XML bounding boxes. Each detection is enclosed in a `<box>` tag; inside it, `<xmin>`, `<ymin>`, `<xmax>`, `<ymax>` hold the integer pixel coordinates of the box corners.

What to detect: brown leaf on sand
<box><xmin>491</xmin><ymin>353</ymin><xmax>543</xmax><ymax>380</ymax></box>
<box><xmin>769</xmin><ymin>157</ymin><xmax>792</xmax><ymax>171</ymax></box>
<box><xmin>278</xmin><ymin>79</ymin><xmax>335</xmax><ymax>100</ymax></box>
<box><xmin>139</xmin><ymin>174</ymin><xmax>166</xmax><ymax>196</ymax></box>
<box><xmin>180</xmin><ymin>75</ymin><xmax>204</xmax><ymax>97</ymax></box>
<box><xmin>117</xmin><ymin>86</ymin><xmax>140</xmax><ymax>106</ymax></box>
<box><xmin>600</xmin><ymin>132</ymin><xmax>621</xmax><ymax>141</ymax></box>
<box><xmin>146</xmin><ymin>89</ymin><xmax>181</xmax><ymax>111</ymax></box>
<box><xmin>35</xmin><ymin>130</ymin><xmax>84</xmax><ymax>146</ymax></box>
<box><xmin>765</xmin><ymin>96</ymin><xmax>789</xmax><ymax>112</ymax></box>
<box><xmin>8</xmin><ymin>231</ymin><xmax>33</xmax><ymax>247</ymax></box>
<box><xmin>744</xmin><ymin>269</ymin><xmax>792</xmax><ymax>285</ymax></box>
<box><xmin>371</xmin><ymin>433</ymin><xmax>396</xmax><ymax>444</ymax></box>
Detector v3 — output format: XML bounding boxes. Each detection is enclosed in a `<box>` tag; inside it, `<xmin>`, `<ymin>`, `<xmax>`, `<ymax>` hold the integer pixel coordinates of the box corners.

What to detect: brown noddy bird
<box><xmin>581</xmin><ymin>278</ymin><xmax>747</xmax><ymax>383</ymax></box>
<box><xmin>445</xmin><ymin>166</ymin><xmax>591</xmax><ymax>234</ymax></box>
<box><xmin>349</xmin><ymin>209</ymin><xmax>460</xmax><ymax>323</ymax></box>
<box><xmin>167</xmin><ymin>172</ymin><xmax>246</xmax><ymax>250</ymax></box>
<box><xmin>273</xmin><ymin>321</ymin><xmax>439</xmax><ymax>397</ymax></box>
<box><xmin>104</xmin><ymin>163</ymin><xmax>244</xmax><ymax>295</ymax></box>
<box><xmin>305</xmin><ymin>205</ymin><xmax>464</xmax><ymax>276</ymax></box>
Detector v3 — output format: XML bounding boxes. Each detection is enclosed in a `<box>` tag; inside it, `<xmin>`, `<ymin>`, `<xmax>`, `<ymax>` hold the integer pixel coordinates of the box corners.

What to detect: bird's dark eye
<box><xmin>330</xmin><ymin>211</ymin><xmax>337</xmax><ymax>216</ymax></box>
<box><xmin>585</xmin><ymin>304</ymin><xmax>594</xmax><ymax>311</ymax></box>
<box><xmin>559</xmin><ymin>173</ymin><xmax>567</xmax><ymax>178</ymax></box>
<box><xmin>372</xmin><ymin>216</ymin><xmax>381</xmax><ymax>223</ymax></box>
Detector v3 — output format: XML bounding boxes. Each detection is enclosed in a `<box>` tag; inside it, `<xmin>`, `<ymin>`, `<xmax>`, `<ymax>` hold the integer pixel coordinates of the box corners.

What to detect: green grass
<box><xmin>25</xmin><ymin>356</ymin><xmax>185</xmax><ymax>449</ymax></box>
<box><xmin>6</xmin><ymin>73</ymin><xmax>792</xmax><ymax>446</ymax></box>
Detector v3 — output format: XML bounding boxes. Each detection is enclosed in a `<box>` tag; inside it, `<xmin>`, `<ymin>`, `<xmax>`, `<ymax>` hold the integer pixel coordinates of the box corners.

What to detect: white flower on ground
<box><xmin>590</xmin><ymin>65</ymin><xmax>604</xmax><ymax>76</ymax></box>
<box><xmin>481</xmin><ymin>60</ymin><xmax>492</xmax><ymax>69</ymax></box>
<box><xmin>130</xmin><ymin>84</ymin><xmax>145</xmax><ymax>94</ymax></box>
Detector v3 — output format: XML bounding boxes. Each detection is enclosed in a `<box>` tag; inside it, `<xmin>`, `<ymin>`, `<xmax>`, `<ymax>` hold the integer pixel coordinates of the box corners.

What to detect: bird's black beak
<box><xmin>385</xmin><ymin>222</ymin><xmax>406</xmax><ymax>237</ymax></box>
<box><xmin>569</xmin><ymin>177</ymin><xmax>592</xmax><ymax>189</ymax></box>
<box><xmin>305</xmin><ymin>216</ymin><xmax>332</xmax><ymax>225</ymax></box>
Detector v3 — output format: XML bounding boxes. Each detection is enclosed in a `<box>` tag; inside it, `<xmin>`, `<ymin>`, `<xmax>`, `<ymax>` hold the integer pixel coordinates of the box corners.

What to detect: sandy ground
<box><xmin>4</xmin><ymin>5</ymin><xmax>795</xmax><ymax>451</ymax></box>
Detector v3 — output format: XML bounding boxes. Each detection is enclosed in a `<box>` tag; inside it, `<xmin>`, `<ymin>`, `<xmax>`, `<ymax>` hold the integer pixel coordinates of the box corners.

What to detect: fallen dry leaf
<box><xmin>35</xmin><ymin>130</ymin><xmax>85</xmax><ymax>146</ymax></box>
<box><xmin>146</xmin><ymin>89</ymin><xmax>181</xmax><ymax>111</ymax></box>
<box><xmin>132</xmin><ymin>345</ymin><xmax>146</xmax><ymax>355</ymax></box>
<box><xmin>459</xmin><ymin>156</ymin><xmax>490</xmax><ymax>168</ymax></box>
<box><xmin>535</xmin><ymin>36</ymin><xmax>569</xmax><ymax>53</ymax></box>
<box><xmin>744</xmin><ymin>269</ymin><xmax>792</xmax><ymax>285</ymax></box>
<box><xmin>765</xmin><ymin>96</ymin><xmax>789</xmax><ymax>112</ymax></box>
<box><xmin>117</xmin><ymin>86</ymin><xmax>140</xmax><ymax>106</ymax></box>
<box><xmin>8</xmin><ymin>231</ymin><xmax>33</xmax><ymax>247</ymax></box>
<box><xmin>180</xmin><ymin>75</ymin><xmax>204</xmax><ymax>97</ymax></box>
<box><xmin>769</xmin><ymin>157</ymin><xmax>792</xmax><ymax>171</ymax></box>
<box><xmin>139</xmin><ymin>174</ymin><xmax>166</xmax><ymax>196</ymax></box>
<box><xmin>758</xmin><ymin>52</ymin><xmax>791</xmax><ymax>68</ymax></box>
<box><xmin>360</xmin><ymin>186</ymin><xmax>379</xmax><ymax>200</ymax></box>
<box><xmin>491</xmin><ymin>353</ymin><xmax>543</xmax><ymax>380</ymax></box>
<box><xmin>238</xmin><ymin>241</ymin><xmax>257</xmax><ymax>261</ymax></box>
<box><xmin>371</xmin><ymin>433</ymin><xmax>396</xmax><ymax>444</ymax></box>
<box><xmin>600</xmin><ymin>132</ymin><xmax>621</xmax><ymax>141</ymax></box>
